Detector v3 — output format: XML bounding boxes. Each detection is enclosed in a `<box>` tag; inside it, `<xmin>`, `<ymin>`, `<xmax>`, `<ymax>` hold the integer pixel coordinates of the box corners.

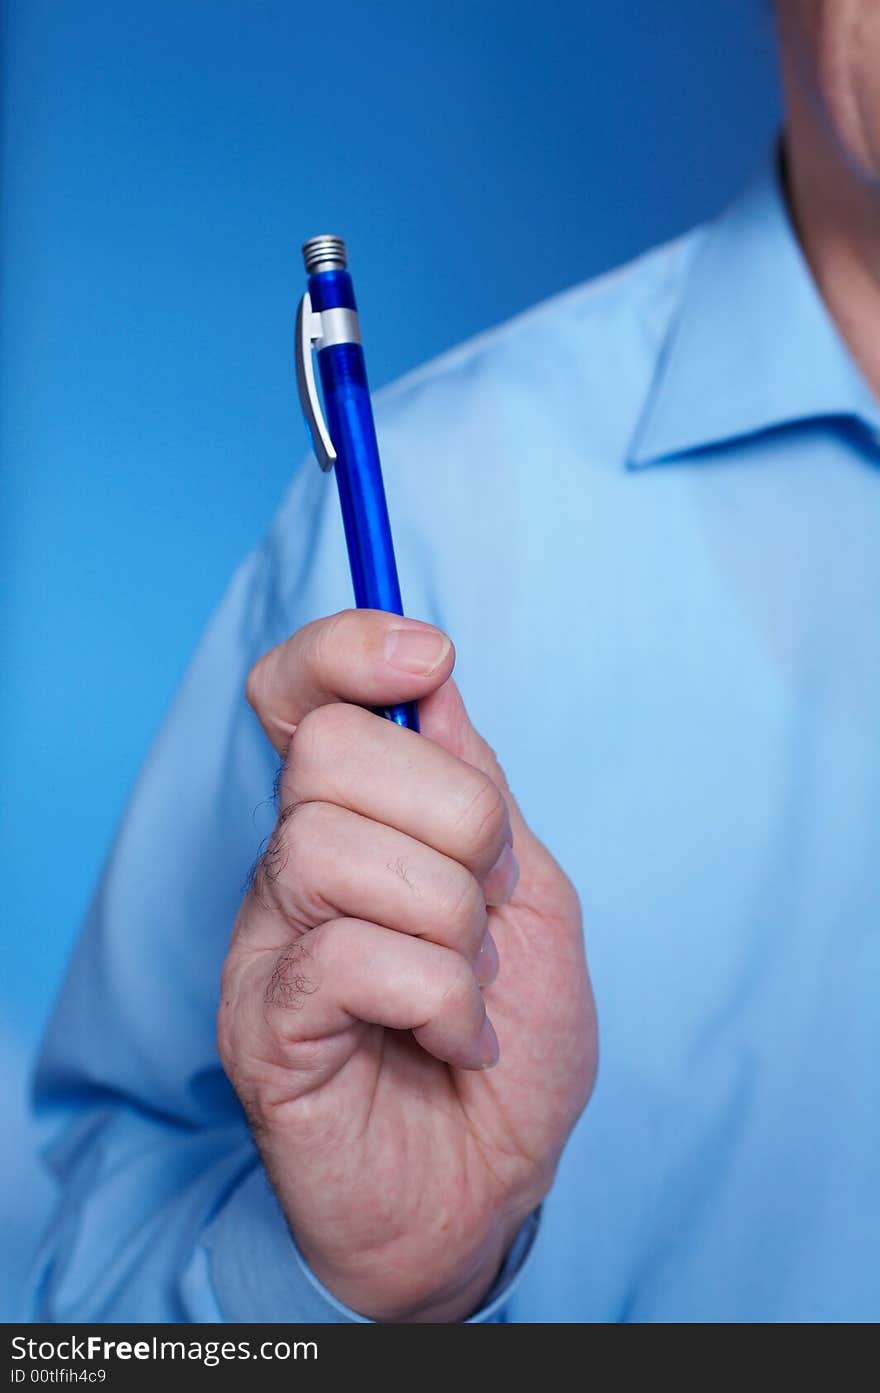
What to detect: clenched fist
<box><xmin>218</xmin><ymin>610</ymin><xmax>597</xmax><ymax>1321</ymax></box>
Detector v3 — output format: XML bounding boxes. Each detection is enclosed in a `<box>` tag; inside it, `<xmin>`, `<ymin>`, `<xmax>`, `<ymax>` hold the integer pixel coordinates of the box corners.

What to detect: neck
<box><xmin>781</xmin><ymin>102</ymin><xmax>880</xmax><ymax>402</ymax></box>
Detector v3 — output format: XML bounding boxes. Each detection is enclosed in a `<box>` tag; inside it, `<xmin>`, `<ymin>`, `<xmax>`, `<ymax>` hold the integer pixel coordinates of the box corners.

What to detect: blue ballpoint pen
<box><xmin>295</xmin><ymin>234</ymin><xmax>419</xmax><ymax>733</ymax></box>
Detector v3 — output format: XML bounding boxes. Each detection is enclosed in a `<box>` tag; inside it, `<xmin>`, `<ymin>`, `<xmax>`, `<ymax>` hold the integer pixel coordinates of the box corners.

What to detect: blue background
<box><xmin>0</xmin><ymin>0</ymin><xmax>780</xmax><ymax>1317</ymax></box>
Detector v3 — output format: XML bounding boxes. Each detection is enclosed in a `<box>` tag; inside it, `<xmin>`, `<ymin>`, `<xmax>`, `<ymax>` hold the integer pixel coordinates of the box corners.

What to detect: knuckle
<box><xmin>289</xmin><ymin>701</ymin><xmax>357</xmax><ymax>772</ymax></box>
<box><xmin>270</xmin><ymin>804</ymin><xmax>305</xmax><ymax>891</ymax></box>
<box><xmin>263</xmin><ymin>942</ymin><xmax>317</xmax><ymax>1013</ymax></box>
<box><xmin>438</xmin><ymin>953</ymin><xmax>478</xmax><ymax>1018</ymax></box>
<box><xmin>455</xmin><ymin>774</ymin><xmax>508</xmax><ymax>858</ymax></box>
<box><xmin>312</xmin><ymin>915</ymin><xmax>354</xmax><ymax>970</ymax></box>
<box><xmin>244</xmin><ymin>648</ymin><xmax>272</xmax><ymax>716</ymax></box>
<box><xmin>277</xmin><ymin>798</ymin><xmax>328</xmax><ymax>870</ymax></box>
<box><xmin>437</xmin><ymin>868</ymin><xmax>487</xmax><ymax>949</ymax></box>
<box><xmin>249</xmin><ymin>800</ymin><xmax>338</xmax><ymax>914</ymax></box>
<box><xmin>248</xmin><ymin>813</ymin><xmax>294</xmax><ymax>907</ymax></box>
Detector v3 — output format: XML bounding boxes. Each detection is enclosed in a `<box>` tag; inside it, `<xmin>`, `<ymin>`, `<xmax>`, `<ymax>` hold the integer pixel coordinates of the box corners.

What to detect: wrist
<box><xmin>294</xmin><ymin>1209</ymin><xmax>527</xmax><ymax>1323</ymax></box>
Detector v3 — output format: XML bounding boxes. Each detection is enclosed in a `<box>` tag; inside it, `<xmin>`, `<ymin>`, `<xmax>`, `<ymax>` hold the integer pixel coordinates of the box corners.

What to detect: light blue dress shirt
<box><xmin>31</xmin><ymin>153</ymin><xmax>880</xmax><ymax>1323</ymax></box>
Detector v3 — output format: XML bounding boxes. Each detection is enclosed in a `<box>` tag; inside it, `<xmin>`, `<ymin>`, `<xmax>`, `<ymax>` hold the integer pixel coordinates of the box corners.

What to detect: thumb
<box><xmin>246</xmin><ymin>609</ymin><xmax>455</xmax><ymax>755</ymax></box>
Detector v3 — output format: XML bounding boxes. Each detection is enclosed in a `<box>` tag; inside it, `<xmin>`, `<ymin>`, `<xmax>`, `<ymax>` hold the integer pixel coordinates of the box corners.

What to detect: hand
<box><xmin>218</xmin><ymin>610</ymin><xmax>597</xmax><ymax>1321</ymax></box>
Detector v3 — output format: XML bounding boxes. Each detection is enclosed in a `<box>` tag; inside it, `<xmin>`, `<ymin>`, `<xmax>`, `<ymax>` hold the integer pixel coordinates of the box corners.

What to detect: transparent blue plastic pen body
<box><xmin>295</xmin><ymin>235</ymin><xmax>419</xmax><ymax>732</ymax></box>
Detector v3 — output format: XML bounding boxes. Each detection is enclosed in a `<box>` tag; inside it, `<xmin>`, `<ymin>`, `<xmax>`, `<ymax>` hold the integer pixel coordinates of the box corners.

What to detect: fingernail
<box><xmin>478</xmin><ymin>1016</ymin><xmax>500</xmax><ymax>1069</ymax></box>
<box><xmin>474</xmin><ymin>931</ymin><xmax>499</xmax><ymax>987</ymax></box>
<box><xmin>384</xmin><ymin>626</ymin><xmax>451</xmax><ymax>676</ymax></box>
<box><xmin>484</xmin><ymin>844</ymin><xmax>520</xmax><ymax>907</ymax></box>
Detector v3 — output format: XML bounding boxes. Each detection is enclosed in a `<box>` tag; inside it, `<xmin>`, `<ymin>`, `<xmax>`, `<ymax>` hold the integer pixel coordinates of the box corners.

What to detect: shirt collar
<box><xmin>628</xmin><ymin>148</ymin><xmax>880</xmax><ymax>467</ymax></box>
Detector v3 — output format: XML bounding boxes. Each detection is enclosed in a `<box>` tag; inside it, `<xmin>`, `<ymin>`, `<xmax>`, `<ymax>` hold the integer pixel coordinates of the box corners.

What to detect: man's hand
<box><xmin>218</xmin><ymin>610</ymin><xmax>597</xmax><ymax>1321</ymax></box>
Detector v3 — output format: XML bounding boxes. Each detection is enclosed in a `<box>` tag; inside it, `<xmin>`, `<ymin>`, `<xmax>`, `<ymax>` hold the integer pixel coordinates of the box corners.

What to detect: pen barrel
<box><xmin>309</xmin><ymin>268</ymin><xmax>418</xmax><ymax>732</ymax></box>
<box><xmin>316</xmin><ymin>341</ymin><xmax>405</xmax><ymax>614</ymax></box>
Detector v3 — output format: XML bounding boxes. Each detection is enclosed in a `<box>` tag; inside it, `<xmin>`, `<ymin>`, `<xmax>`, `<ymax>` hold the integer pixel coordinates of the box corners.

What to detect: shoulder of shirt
<box><xmin>370</xmin><ymin>221</ymin><xmax>706</xmax><ymax>430</ymax></box>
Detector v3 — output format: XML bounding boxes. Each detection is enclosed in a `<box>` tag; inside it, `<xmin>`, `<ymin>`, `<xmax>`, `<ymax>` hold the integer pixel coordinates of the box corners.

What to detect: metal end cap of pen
<box><xmin>302</xmin><ymin>235</ymin><xmax>348</xmax><ymax>273</ymax></box>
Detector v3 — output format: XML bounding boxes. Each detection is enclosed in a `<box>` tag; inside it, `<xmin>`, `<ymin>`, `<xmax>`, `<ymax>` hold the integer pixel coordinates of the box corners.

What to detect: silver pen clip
<box><xmin>295</xmin><ymin>290</ymin><xmax>337</xmax><ymax>472</ymax></box>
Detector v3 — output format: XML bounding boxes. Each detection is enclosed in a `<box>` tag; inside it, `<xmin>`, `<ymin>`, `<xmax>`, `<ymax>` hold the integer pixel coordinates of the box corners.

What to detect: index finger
<box><xmin>245</xmin><ymin>608</ymin><xmax>455</xmax><ymax>754</ymax></box>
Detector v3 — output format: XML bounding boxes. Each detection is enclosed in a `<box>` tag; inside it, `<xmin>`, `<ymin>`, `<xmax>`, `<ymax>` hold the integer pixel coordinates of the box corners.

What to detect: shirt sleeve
<box><xmin>28</xmin><ymin>455</ymin><xmax>540</xmax><ymax>1323</ymax></box>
